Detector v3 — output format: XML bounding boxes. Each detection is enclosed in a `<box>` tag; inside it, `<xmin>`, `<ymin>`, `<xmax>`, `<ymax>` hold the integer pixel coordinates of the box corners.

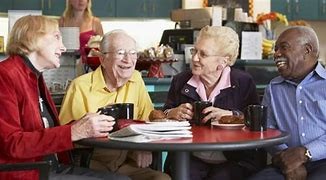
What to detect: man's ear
<box><xmin>305</xmin><ymin>43</ymin><xmax>313</xmax><ymax>54</ymax></box>
<box><xmin>98</xmin><ymin>55</ymin><xmax>106</xmax><ymax>68</ymax></box>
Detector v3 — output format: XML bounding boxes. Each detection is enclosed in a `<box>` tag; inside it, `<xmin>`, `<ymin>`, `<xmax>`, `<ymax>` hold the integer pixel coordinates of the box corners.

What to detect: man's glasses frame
<box><xmin>103</xmin><ymin>49</ymin><xmax>138</xmax><ymax>59</ymax></box>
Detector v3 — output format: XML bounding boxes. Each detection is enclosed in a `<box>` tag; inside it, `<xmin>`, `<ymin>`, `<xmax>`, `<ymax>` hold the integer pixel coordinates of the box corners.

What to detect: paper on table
<box><xmin>109</xmin><ymin>121</ymin><xmax>192</xmax><ymax>142</ymax></box>
<box><xmin>240</xmin><ymin>31</ymin><xmax>263</xmax><ymax>60</ymax></box>
<box><xmin>110</xmin><ymin>135</ymin><xmax>161</xmax><ymax>143</ymax></box>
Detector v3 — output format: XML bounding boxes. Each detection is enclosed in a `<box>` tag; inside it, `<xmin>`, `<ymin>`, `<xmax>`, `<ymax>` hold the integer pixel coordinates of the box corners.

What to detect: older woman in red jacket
<box><xmin>0</xmin><ymin>15</ymin><xmax>129</xmax><ymax>180</ymax></box>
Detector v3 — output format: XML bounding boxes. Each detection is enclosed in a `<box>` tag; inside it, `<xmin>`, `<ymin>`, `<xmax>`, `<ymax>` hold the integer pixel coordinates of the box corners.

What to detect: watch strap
<box><xmin>304</xmin><ymin>149</ymin><xmax>312</xmax><ymax>160</ymax></box>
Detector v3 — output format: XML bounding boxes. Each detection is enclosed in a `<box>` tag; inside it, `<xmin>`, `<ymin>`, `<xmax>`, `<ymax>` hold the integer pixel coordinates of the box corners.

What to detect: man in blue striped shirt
<box><xmin>249</xmin><ymin>26</ymin><xmax>326</xmax><ymax>180</ymax></box>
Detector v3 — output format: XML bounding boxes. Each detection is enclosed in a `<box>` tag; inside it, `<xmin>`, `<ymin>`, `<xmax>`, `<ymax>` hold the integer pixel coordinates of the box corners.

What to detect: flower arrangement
<box><xmin>256</xmin><ymin>12</ymin><xmax>288</xmax><ymax>58</ymax></box>
<box><xmin>256</xmin><ymin>12</ymin><xmax>288</xmax><ymax>40</ymax></box>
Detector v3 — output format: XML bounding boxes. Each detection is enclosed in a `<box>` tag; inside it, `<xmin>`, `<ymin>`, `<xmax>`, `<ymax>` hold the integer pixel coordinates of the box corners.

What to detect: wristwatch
<box><xmin>304</xmin><ymin>149</ymin><xmax>312</xmax><ymax>161</ymax></box>
<box><xmin>232</xmin><ymin>110</ymin><xmax>242</xmax><ymax>116</ymax></box>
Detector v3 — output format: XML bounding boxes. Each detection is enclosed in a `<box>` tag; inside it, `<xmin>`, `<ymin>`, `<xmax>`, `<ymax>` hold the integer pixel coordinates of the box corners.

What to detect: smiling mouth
<box><xmin>118</xmin><ymin>65</ymin><xmax>131</xmax><ymax>69</ymax></box>
<box><xmin>275</xmin><ymin>57</ymin><xmax>287</xmax><ymax>68</ymax></box>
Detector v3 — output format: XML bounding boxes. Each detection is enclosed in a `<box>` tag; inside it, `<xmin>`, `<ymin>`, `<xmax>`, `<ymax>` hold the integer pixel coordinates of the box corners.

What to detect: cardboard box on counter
<box><xmin>171</xmin><ymin>7</ymin><xmax>224</xmax><ymax>28</ymax></box>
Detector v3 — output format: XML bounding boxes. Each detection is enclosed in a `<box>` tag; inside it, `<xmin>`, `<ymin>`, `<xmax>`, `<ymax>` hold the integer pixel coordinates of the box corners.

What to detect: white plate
<box><xmin>211</xmin><ymin>121</ymin><xmax>245</xmax><ymax>129</ymax></box>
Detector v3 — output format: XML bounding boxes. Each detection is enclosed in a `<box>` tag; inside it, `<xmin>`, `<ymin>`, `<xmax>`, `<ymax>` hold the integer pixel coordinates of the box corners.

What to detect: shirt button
<box><xmin>299</xmin><ymin>86</ymin><xmax>302</xmax><ymax>90</ymax></box>
<box><xmin>301</xmin><ymin>117</ymin><xmax>304</xmax><ymax>120</ymax></box>
<box><xmin>302</xmin><ymin>133</ymin><xmax>305</xmax><ymax>137</ymax></box>
<box><xmin>299</xmin><ymin>100</ymin><xmax>302</xmax><ymax>104</ymax></box>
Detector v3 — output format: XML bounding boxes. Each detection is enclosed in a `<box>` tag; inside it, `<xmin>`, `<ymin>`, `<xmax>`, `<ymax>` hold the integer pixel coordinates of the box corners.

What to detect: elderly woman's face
<box><xmin>101</xmin><ymin>34</ymin><xmax>137</xmax><ymax>83</ymax></box>
<box><xmin>191</xmin><ymin>37</ymin><xmax>227</xmax><ymax>77</ymax></box>
<box><xmin>36</xmin><ymin>29</ymin><xmax>66</xmax><ymax>70</ymax></box>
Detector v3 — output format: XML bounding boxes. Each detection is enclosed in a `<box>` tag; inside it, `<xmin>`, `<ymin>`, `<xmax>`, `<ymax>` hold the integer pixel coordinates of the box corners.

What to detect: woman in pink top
<box><xmin>59</xmin><ymin>0</ymin><xmax>103</xmax><ymax>72</ymax></box>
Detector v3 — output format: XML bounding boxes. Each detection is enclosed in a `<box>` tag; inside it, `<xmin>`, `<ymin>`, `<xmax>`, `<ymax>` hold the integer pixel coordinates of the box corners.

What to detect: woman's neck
<box><xmin>73</xmin><ymin>10</ymin><xmax>84</xmax><ymax>19</ymax></box>
<box><xmin>201</xmin><ymin>73</ymin><xmax>222</xmax><ymax>98</ymax></box>
<box><xmin>68</xmin><ymin>11</ymin><xmax>87</xmax><ymax>27</ymax></box>
<box><xmin>26</xmin><ymin>53</ymin><xmax>44</xmax><ymax>72</ymax></box>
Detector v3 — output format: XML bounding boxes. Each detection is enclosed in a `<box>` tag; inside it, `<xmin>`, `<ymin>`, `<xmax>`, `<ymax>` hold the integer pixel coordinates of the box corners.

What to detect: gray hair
<box><xmin>100</xmin><ymin>29</ymin><xmax>136</xmax><ymax>53</ymax></box>
<box><xmin>285</xmin><ymin>26</ymin><xmax>319</xmax><ymax>58</ymax></box>
<box><xmin>197</xmin><ymin>26</ymin><xmax>239</xmax><ymax>66</ymax></box>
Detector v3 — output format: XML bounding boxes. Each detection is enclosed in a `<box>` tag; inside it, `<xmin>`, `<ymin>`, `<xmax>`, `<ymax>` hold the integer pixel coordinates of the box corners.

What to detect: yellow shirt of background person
<box><xmin>59</xmin><ymin>67</ymin><xmax>153</xmax><ymax>125</ymax></box>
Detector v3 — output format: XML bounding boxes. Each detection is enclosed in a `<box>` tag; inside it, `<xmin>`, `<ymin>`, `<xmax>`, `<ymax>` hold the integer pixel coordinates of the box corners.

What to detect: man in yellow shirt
<box><xmin>59</xmin><ymin>30</ymin><xmax>170</xmax><ymax>180</ymax></box>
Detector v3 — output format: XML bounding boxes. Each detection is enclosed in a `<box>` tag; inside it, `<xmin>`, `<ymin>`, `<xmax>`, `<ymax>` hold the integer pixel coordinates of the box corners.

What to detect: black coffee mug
<box><xmin>114</xmin><ymin>103</ymin><xmax>134</xmax><ymax>119</ymax></box>
<box><xmin>192</xmin><ymin>101</ymin><xmax>212</xmax><ymax>125</ymax></box>
<box><xmin>97</xmin><ymin>105</ymin><xmax>120</xmax><ymax>119</ymax></box>
<box><xmin>97</xmin><ymin>105</ymin><xmax>120</xmax><ymax>131</ymax></box>
<box><xmin>244</xmin><ymin>105</ymin><xmax>267</xmax><ymax>131</ymax></box>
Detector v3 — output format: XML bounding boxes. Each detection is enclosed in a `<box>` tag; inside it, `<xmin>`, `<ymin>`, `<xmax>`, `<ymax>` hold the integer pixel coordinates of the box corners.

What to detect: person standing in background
<box><xmin>59</xmin><ymin>0</ymin><xmax>103</xmax><ymax>74</ymax></box>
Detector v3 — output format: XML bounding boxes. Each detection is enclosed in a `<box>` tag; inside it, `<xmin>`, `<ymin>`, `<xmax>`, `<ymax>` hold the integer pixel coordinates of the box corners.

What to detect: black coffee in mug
<box><xmin>245</xmin><ymin>105</ymin><xmax>267</xmax><ymax>131</ymax></box>
<box><xmin>192</xmin><ymin>101</ymin><xmax>212</xmax><ymax>125</ymax></box>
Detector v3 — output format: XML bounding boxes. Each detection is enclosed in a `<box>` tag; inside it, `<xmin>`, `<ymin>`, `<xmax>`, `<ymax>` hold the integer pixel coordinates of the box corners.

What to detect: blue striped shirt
<box><xmin>262</xmin><ymin>63</ymin><xmax>326</xmax><ymax>161</ymax></box>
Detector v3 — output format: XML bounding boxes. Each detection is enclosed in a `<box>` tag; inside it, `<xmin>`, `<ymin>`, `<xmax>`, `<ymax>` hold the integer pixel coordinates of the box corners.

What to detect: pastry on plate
<box><xmin>219</xmin><ymin>115</ymin><xmax>244</xmax><ymax>124</ymax></box>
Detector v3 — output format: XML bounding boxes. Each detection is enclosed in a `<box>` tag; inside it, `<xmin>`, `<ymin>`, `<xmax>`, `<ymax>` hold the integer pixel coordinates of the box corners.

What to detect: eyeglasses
<box><xmin>190</xmin><ymin>48</ymin><xmax>220</xmax><ymax>59</ymax></box>
<box><xmin>103</xmin><ymin>49</ymin><xmax>138</xmax><ymax>59</ymax></box>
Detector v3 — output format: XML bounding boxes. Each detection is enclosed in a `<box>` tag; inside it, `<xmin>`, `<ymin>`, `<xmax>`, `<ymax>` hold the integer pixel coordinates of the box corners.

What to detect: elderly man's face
<box><xmin>191</xmin><ymin>37</ymin><xmax>227</xmax><ymax>77</ymax></box>
<box><xmin>101</xmin><ymin>34</ymin><xmax>137</xmax><ymax>84</ymax></box>
<box><xmin>274</xmin><ymin>30</ymin><xmax>310</xmax><ymax>82</ymax></box>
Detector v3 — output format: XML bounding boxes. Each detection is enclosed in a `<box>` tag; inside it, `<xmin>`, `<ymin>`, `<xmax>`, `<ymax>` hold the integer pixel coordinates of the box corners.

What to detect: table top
<box><xmin>77</xmin><ymin>125</ymin><xmax>289</xmax><ymax>152</ymax></box>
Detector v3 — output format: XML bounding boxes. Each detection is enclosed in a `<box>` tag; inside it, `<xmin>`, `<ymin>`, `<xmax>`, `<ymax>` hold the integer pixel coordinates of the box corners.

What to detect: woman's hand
<box><xmin>202</xmin><ymin>106</ymin><xmax>232</xmax><ymax>123</ymax></box>
<box><xmin>71</xmin><ymin>113</ymin><xmax>115</xmax><ymax>141</ymax></box>
<box><xmin>166</xmin><ymin>103</ymin><xmax>193</xmax><ymax>121</ymax></box>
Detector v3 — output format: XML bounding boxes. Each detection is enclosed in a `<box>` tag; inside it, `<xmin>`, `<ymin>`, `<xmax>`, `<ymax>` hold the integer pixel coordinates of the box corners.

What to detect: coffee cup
<box><xmin>244</xmin><ymin>105</ymin><xmax>267</xmax><ymax>131</ymax></box>
<box><xmin>192</xmin><ymin>101</ymin><xmax>212</xmax><ymax>125</ymax></box>
<box><xmin>97</xmin><ymin>105</ymin><xmax>120</xmax><ymax>131</ymax></box>
<box><xmin>114</xmin><ymin>103</ymin><xmax>134</xmax><ymax>119</ymax></box>
<box><xmin>97</xmin><ymin>105</ymin><xmax>120</xmax><ymax>119</ymax></box>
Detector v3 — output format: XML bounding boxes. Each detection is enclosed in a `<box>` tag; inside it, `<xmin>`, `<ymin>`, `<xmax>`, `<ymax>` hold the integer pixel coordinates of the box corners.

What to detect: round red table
<box><xmin>77</xmin><ymin>125</ymin><xmax>289</xmax><ymax>180</ymax></box>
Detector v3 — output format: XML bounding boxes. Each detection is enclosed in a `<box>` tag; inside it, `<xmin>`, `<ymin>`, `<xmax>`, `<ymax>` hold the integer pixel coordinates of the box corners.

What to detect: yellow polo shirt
<box><xmin>59</xmin><ymin>67</ymin><xmax>153</xmax><ymax>125</ymax></box>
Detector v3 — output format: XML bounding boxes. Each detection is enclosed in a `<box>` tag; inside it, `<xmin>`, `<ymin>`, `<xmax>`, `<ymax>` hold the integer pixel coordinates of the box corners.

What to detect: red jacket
<box><xmin>0</xmin><ymin>55</ymin><xmax>73</xmax><ymax>180</ymax></box>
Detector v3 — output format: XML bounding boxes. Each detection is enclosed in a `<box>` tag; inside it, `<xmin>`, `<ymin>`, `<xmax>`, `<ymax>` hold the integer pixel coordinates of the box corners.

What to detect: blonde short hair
<box><xmin>63</xmin><ymin>0</ymin><xmax>93</xmax><ymax>20</ymax></box>
<box><xmin>6</xmin><ymin>15</ymin><xmax>59</xmax><ymax>56</ymax></box>
<box><xmin>197</xmin><ymin>26</ymin><xmax>239</xmax><ymax>66</ymax></box>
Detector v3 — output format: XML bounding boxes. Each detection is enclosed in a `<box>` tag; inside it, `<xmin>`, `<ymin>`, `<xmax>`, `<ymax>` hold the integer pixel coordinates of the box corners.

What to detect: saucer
<box><xmin>211</xmin><ymin>121</ymin><xmax>245</xmax><ymax>129</ymax></box>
